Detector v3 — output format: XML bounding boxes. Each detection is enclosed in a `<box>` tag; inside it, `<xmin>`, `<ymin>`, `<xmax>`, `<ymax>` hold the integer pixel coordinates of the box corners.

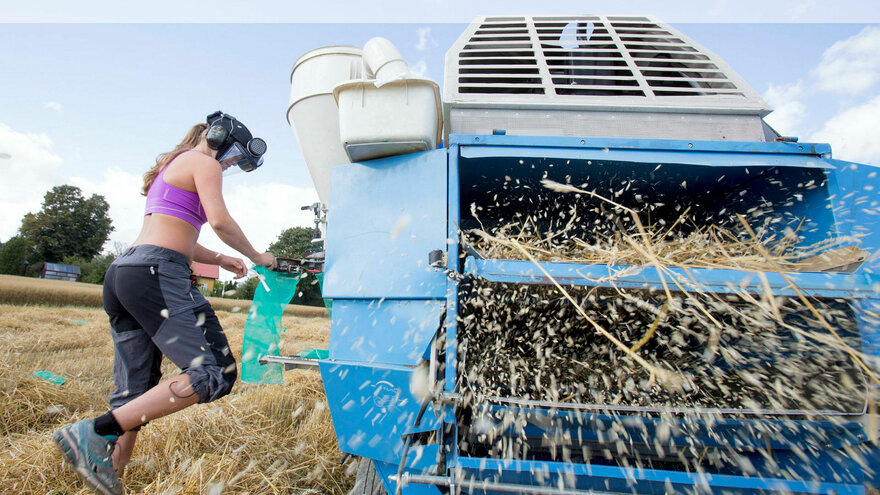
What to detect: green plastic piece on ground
<box><xmin>33</xmin><ymin>370</ymin><xmax>67</xmax><ymax>386</ymax></box>
<box><xmin>240</xmin><ymin>267</ymin><xmax>302</xmax><ymax>384</ymax></box>
<box><xmin>298</xmin><ymin>348</ymin><xmax>329</xmax><ymax>360</ymax></box>
<box><xmin>70</xmin><ymin>319</ymin><xmax>87</xmax><ymax>324</ymax></box>
<box><xmin>315</xmin><ymin>272</ymin><xmax>333</xmax><ymax>318</ymax></box>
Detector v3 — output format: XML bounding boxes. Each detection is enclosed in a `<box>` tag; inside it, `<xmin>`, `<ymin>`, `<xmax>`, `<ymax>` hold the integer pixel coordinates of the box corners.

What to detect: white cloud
<box><xmin>807</xmin><ymin>93</ymin><xmax>880</xmax><ymax>164</ymax></box>
<box><xmin>761</xmin><ymin>27</ymin><xmax>880</xmax><ymax>160</ymax></box>
<box><xmin>41</xmin><ymin>101</ymin><xmax>63</xmax><ymax>112</ymax></box>
<box><xmin>811</xmin><ymin>26</ymin><xmax>880</xmax><ymax>95</ymax></box>
<box><xmin>415</xmin><ymin>26</ymin><xmax>435</xmax><ymax>51</ymax></box>
<box><xmin>0</xmin><ymin>123</ymin><xmax>64</xmax><ymax>241</ymax></box>
<box><xmin>69</xmin><ymin>167</ymin><xmax>145</xmax><ymax>252</ymax></box>
<box><xmin>196</xmin><ymin>181</ymin><xmax>320</xmax><ymax>278</ymax></box>
<box><xmin>410</xmin><ymin>60</ymin><xmax>428</xmax><ymax>77</ymax></box>
<box><xmin>762</xmin><ymin>82</ymin><xmax>808</xmax><ymax>136</ymax></box>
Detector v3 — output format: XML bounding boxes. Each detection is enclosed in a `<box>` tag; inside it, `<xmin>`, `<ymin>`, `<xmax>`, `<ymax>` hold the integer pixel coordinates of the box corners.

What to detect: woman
<box><xmin>53</xmin><ymin>111</ymin><xmax>276</xmax><ymax>495</ymax></box>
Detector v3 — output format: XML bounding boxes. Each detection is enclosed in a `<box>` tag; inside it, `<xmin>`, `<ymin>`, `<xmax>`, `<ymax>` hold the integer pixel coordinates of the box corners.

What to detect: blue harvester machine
<box><xmin>281</xmin><ymin>16</ymin><xmax>880</xmax><ymax>494</ymax></box>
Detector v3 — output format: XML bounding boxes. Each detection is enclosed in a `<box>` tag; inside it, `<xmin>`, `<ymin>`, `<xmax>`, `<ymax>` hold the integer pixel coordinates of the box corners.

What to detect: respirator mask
<box><xmin>205</xmin><ymin>111</ymin><xmax>267</xmax><ymax>175</ymax></box>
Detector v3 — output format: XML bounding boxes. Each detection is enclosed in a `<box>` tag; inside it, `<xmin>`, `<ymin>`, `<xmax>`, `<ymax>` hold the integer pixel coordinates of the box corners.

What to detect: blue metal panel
<box><xmin>328</xmin><ymin>299</ymin><xmax>445</xmax><ymax>366</ymax></box>
<box><xmin>445</xmin><ymin>144</ymin><xmax>460</xmax><ymax>398</ymax></box>
<box><xmin>824</xmin><ymin>158</ymin><xmax>880</xmax><ymax>362</ymax></box>
<box><xmin>481</xmin><ymin>405</ymin><xmax>871</xmax><ymax>451</ymax></box>
<box><xmin>324</xmin><ymin>149</ymin><xmax>449</xmax><ymax>299</ymax></box>
<box><xmin>319</xmin><ymin>361</ymin><xmax>442</xmax><ymax>468</ymax></box>
<box><xmin>453</xmin><ymin>457</ymin><xmax>866</xmax><ymax>495</ymax></box>
<box><xmin>826</xmin><ymin>158</ymin><xmax>880</xmax><ymax>274</ymax></box>
<box><xmin>449</xmin><ymin>133</ymin><xmax>833</xmax><ymax>156</ymax></box>
<box><xmin>464</xmin><ymin>257</ymin><xmax>878</xmax><ymax>299</ymax></box>
<box><xmin>460</xmin><ymin>145</ymin><xmax>833</xmax><ymax>169</ymax></box>
<box><xmin>852</xmin><ymin>297</ymin><xmax>880</xmax><ymax>371</ymax></box>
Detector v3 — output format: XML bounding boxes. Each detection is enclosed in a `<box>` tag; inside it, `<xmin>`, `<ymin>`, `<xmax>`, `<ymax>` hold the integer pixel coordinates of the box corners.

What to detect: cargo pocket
<box><xmin>190</xmin><ymin>284</ymin><xmax>210</xmax><ymax>308</ymax></box>
<box><xmin>157</xmin><ymin>260</ymin><xmax>197</xmax><ymax>316</ymax></box>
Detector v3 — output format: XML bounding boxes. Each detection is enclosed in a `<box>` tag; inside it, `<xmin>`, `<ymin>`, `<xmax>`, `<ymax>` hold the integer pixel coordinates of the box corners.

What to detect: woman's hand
<box><xmin>218</xmin><ymin>254</ymin><xmax>248</xmax><ymax>279</ymax></box>
<box><xmin>251</xmin><ymin>252</ymin><xmax>277</xmax><ymax>271</ymax></box>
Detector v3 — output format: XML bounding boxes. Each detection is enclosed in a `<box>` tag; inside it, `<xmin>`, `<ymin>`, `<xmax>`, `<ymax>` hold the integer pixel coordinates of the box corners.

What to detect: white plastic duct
<box><xmin>362</xmin><ymin>37</ymin><xmax>409</xmax><ymax>82</ymax></box>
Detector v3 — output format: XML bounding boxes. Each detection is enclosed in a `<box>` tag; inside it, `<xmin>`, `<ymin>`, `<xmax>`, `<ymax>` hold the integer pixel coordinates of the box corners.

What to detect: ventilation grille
<box><xmin>446</xmin><ymin>15</ymin><xmax>769</xmax><ymax>113</ymax></box>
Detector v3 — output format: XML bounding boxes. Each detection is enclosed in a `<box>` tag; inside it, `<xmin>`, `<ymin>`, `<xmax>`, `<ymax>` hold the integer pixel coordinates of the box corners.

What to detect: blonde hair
<box><xmin>141</xmin><ymin>122</ymin><xmax>208</xmax><ymax>196</ymax></box>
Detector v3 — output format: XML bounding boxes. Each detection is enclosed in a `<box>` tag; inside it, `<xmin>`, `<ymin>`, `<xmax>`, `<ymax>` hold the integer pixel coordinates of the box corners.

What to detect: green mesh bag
<box><xmin>240</xmin><ymin>266</ymin><xmax>302</xmax><ymax>384</ymax></box>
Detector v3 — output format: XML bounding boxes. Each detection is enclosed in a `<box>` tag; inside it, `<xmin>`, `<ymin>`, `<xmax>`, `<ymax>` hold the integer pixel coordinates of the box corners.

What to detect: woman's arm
<box><xmin>192</xmin><ymin>154</ymin><xmax>275</xmax><ymax>269</ymax></box>
<box><xmin>193</xmin><ymin>242</ymin><xmax>222</xmax><ymax>263</ymax></box>
<box><xmin>193</xmin><ymin>243</ymin><xmax>248</xmax><ymax>279</ymax></box>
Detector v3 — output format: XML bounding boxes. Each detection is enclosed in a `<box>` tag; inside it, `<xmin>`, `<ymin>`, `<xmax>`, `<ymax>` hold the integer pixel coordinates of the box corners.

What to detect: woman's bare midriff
<box><xmin>132</xmin><ymin>213</ymin><xmax>200</xmax><ymax>261</ymax></box>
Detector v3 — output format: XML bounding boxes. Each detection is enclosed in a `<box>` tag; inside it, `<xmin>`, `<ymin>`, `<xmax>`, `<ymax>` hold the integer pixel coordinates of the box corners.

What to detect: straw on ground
<box><xmin>0</xmin><ymin>302</ymin><xmax>351</xmax><ymax>494</ymax></box>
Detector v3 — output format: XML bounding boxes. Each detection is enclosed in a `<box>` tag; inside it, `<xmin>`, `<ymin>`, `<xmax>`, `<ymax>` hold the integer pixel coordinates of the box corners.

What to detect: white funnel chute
<box><xmin>286</xmin><ymin>46</ymin><xmax>363</xmax><ymax>205</ymax></box>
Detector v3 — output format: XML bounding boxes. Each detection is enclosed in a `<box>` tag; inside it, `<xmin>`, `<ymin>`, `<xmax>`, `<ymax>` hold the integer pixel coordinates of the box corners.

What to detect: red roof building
<box><xmin>191</xmin><ymin>262</ymin><xmax>220</xmax><ymax>293</ymax></box>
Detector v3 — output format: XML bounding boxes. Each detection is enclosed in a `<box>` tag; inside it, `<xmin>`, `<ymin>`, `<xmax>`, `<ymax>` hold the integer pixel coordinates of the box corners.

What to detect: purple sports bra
<box><xmin>144</xmin><ymin>156</ymin><xmax>208</xmax><ymax>231</ymax></box>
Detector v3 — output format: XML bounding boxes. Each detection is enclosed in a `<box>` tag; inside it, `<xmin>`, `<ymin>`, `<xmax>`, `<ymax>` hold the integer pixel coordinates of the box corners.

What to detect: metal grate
<box><xmin>446</xmin><ymin>15</ymin><xmax>769</xmax><ymax>109</ymax></box>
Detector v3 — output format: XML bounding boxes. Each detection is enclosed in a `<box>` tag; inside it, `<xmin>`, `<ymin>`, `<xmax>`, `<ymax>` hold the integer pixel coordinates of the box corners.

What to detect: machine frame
<box><xmin>299</xmin><ymin>133</ymin><xmax>880</xmax><ymax>494</ymax></box>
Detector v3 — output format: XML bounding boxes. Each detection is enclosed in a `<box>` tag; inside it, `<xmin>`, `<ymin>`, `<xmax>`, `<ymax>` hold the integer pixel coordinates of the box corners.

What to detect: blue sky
<box><xmin>2</xmin><ymin>1</ymin><xmax>879</xmax><ymax>279</ymax></box>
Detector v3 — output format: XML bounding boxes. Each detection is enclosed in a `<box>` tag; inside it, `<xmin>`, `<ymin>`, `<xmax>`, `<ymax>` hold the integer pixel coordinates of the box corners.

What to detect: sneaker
<box><xmin>53</xmin><ymin>419</ymin><xmax>123</xmax><ymax>495</ymax></box>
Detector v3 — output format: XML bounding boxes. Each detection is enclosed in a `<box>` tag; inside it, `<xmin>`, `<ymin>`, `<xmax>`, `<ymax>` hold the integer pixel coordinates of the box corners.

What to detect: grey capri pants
<box><xmin>103</xmin><ymin>244</ymin><xmax>237</xmax><ymax>408</ymax></box>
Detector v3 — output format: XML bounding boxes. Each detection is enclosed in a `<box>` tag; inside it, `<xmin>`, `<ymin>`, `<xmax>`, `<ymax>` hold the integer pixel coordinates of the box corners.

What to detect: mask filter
<box><xmin>248</xmin><ymin>138</ymin><xmax>267</xmax><ymax>157</ymax></box>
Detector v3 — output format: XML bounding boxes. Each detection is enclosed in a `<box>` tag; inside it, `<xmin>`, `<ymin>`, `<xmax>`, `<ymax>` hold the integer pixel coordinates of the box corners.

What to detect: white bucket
<box><xmin>287</xmin><ymin>46</ymin><xmax>363</xmax><ymax>205</ymax></box>
<box><xmin>334</xmin><ymin>77</ymin><xmax>442</xmax><ymax>162</ymax></box>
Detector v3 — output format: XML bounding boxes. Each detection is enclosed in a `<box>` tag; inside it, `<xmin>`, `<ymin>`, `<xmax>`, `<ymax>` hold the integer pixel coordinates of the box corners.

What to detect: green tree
<box><xmin>0</xmin><ymin>236</ymin><xmax>31</xmax><ymax>275</ymax></box>
<box><xmin>267</xmin><ymin>227</ymin><xmax>317</xmax><ymax>258</ymax></box>
<box><xmin>84</xmin><ymin>254</ymin><xmax>115</xmax><ymax>284</ymax></box>
<box><xmin>20</xmin><ymin>185</ymin><xmax>114</xmax><ymax>262</ymax></box>
<box><xmin>293</xmin><ymin>272</ymin><xmax>325</xmax><ymax>307</ymax></box>
<box><xmin>267</xmin><ymin>226</ymin><xmax>324</xmax><ymax>307</ymax></box>
<box><xmin>212</xmin><ymin>279</ymin><xmax>236</xmax><ymax>297</ymax></box>
<box><xmin>234</xmin><ymin>276</ymin><xmax>260</xmax><ymax>300</ymax></box>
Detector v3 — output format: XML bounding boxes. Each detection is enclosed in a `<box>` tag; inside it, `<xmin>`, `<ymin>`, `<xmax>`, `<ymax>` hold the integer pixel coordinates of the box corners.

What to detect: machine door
<box><xmin>323</xmin><ymin>149</ymin><xmax>448</xmax><ymax>299</ymax></box>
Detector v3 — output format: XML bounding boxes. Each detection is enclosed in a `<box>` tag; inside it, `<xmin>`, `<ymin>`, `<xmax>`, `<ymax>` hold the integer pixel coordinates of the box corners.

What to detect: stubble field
<box><xmin>0</xmin><ymin>276</ymin><xmax>352</xmax><ymax>494</ymax></box>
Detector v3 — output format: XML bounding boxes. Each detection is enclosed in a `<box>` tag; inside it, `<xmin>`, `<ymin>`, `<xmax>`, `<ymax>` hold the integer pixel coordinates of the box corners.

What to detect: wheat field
<box><xmin>0</xmin><ymin>275</ymin><xmax>328</xmax><ymax>317</ymax></box>
<box><xmin>0</xmin><ymin>289</ymin><xmax>352</xmax><ymax>493</ymax></box>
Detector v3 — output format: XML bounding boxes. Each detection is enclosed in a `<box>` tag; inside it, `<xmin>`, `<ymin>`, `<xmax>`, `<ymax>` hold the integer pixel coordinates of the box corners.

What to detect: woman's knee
<box><xmin>183</xmin><ymin>364</ymin><xmax>237</xmax><ymax>403</ymax></box>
